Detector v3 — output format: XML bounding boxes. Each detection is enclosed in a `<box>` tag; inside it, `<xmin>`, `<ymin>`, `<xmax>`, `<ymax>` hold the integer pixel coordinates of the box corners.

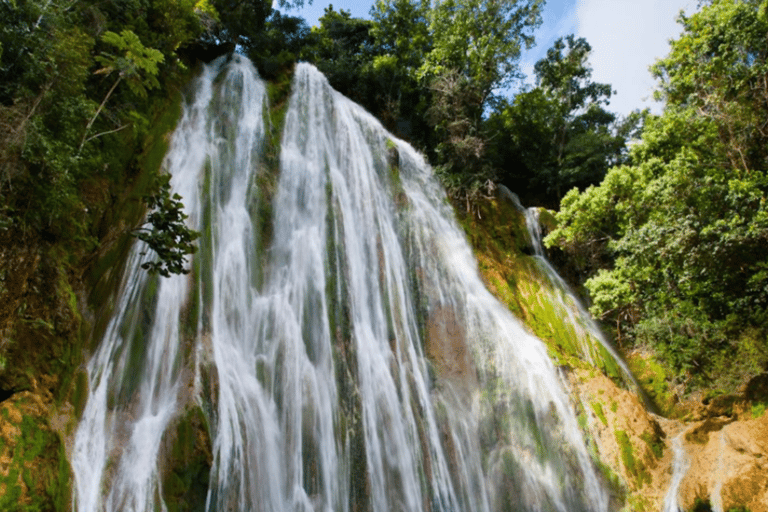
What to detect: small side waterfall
<box><xmin>73</xmin><ymin>57</ymin><xmax>612</xmax><ymax>511</ymax></box>
<box><xmin>662</xmin><ymin>431</ymin><xmax>690</xmax><ymax>512</ymax></box>
<box><xmin>710</xmin><ymin>432</ymin><xmax>727</xmax><ymax>512</ymax></box>
<box><xmin>500</xmin><ymin>186</ymin><xmax>641</xmax><ymax>397</ymax></box>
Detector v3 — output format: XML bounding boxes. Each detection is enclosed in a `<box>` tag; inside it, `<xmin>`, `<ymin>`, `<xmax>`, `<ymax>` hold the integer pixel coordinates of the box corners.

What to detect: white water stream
<box><xmin>662</xmin><ymin>431</ymin><xmax>690</xmax><ymax>512</ymax></box>
<box><xmin>500</xmin><ymin>186</ymin><xmax>641</xmax><ymax>398</ymax></box>
<box><xmin>73</xmin><ymin>56</ymin><xmax>611</xmax><ymax>511</ymax></box>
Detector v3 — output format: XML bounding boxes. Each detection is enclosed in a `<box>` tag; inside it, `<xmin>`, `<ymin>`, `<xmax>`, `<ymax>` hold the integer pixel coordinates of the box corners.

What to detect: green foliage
<box><xmin>367</xmin><ymin>0</ymin><xmax>433</xmax><ymax>140</ymax></box>
<box><xmin>487</xmin><ymin>35</ymin><xmax>634</xmax><ymax>207</ymax></box>
<box><xmin>79</xmin><ymin>30</ymin><xmax>165</xmax><ymax>153</ymax></box>
<box><xmin>421</xmin><ymin>0</ymin><xmax>541</xmax><ymax>96</ymax></box>
<box><xmin>247</xmin><ymin>11</ymin><xmax>310</xmax><ymax>79</ymax></box>
<box><xmin>136</xmin><ymin>175</ymin><xmax>200</xmax><ymax>278</ymax></box>
<box><xmin>546</xmin><ymin>0</ymin><xmax>768</xmax><ymax>394</ymax></box>
<box><xmin>423</xmin><ymin>0</ymin><xmax>542</xmax><ymax>198</ymax></box>
<box><xmin>0</xmin><ymin>0</ymin><xmax>210</xmax><ymax>247</ymax></box>
<box><xmin>631</xmin><ymin>304</ymin><xmax>728</xmax><ymax>384</ymax></box>
<box><xmin>204</xmin><ymin>0</ymin><xmax>305</xmax><ymax>57</ymax></box>
<box><xmin>300</xmin><ymin>7</ymin><xmax>377</xmax><ymax>99</ymax></box>
<box><xmin>370</xmin><ymin>0</ymin><xmax>430</xmax><ymax>76</ymax></box>
<box><xmin>652</xmin><ymin>0</ymin><xmax>768</xmax><ymax>174</ymax></box>
<box><xmin>627</xmin><ymin>352</ymin><xmax>677</xmax><ymax>416</ymax></box>
<box><xmin>535</xmin><ymin>35</ymin><xmax>611</xmax><ymax>108</ymax></box>
<box><xmin>95</xmin><ymin>30</ymin><xmax>164</xmax><ymax>98</ymax></box>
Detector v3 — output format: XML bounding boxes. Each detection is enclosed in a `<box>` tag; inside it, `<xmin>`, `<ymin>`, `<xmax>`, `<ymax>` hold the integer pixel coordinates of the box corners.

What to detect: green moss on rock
<box><xmin>160</xmin><ymin>406</ymin><xmax>213</xmax><ymax>512</ymax></box>
<box><xmin>591</xmin><ymin>401</ymin><xmax>608</xmax><ymax>426</ymax></box>
<box><xmin>626</xmin><ymin>351</ymin><xmax>677</xmax><ymax>417</ymax></box>
<box><xmin>614</xmin><ymin>428</ymin><xmax>651</xmax><ymax>488</ymax></box>
<box><xmin>0</xmin><ymin>396</ymin><xmax>72</xmax><ymax>511</ymax></box>
<box><xmin>456</xmin><ymin>195</ymin><xmax>621</xmax><ymax>378</ymax></box>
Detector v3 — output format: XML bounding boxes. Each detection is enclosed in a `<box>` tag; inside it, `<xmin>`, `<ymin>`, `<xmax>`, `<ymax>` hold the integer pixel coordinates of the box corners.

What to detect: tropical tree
<box><xmin>545</xmin><ymin>0</ymin><xmax>768</xmax><ymax>391</ymax></box>
<box><xmin>205</xmin><ymin>0</ymin><xmax>307</xmax><ymax>54</ymax></box>
<box><xmin>136</xmin><ymin>175</ymin><xmax>201</xmax><ymax>278</ymax></box>
<box><xmin>367</xmin><ymin>0</ymin><xmax>431</xmax><ymax>137</ymax></box>
<box><xmin>420</xmin><ymin>0</ymin><xmax>543</xmax><ymax>198</ymax></box>
<box><xmin>487</xmin><ymin>35</ymin><xmax>631</xmax><ymax>206</ymax></box>
<box><xmin>651</xmin><ymin>0</ymin><xmax>768</xmax><ymax>174</ymax></box>
<box><xmin>299</xmin><ymin>7</ymin><xmax>377</xmax><ymax>103</ymax></box>
<box><xmin>79</xmin><ymin>30</ymin><xmax>164</xmax><ymax>153</ymax></box>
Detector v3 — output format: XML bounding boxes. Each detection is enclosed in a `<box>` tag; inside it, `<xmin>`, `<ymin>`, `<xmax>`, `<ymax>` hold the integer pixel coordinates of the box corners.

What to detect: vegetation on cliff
<box><xmin>546</xmin><ymin>0</ymin><xmax>768</xmax><ymax>395</ymax></box>
<box><xmin>1</xmin><ymin>0</ymin><xmax>767</xmax><ymax>509</ymax></box>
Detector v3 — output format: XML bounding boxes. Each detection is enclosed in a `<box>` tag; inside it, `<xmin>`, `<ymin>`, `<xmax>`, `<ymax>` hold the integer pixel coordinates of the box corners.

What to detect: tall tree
<box><xmin>421</xmin><ymin>0</ymin><xmax>541</xmax><ymax>99</ymax></box>
<box><xmin>488</xmin><ymin>35</ymin><xmax>632</xmax><ymax>207</ymax></box>
<box><xmin>368</xmin><ymin>0</ymin><xmax>431</xmax><ymax>137</ymax></box>
<box><xmin>651</xmin><ymin>0</ymin><xmax>768</xmax><ymax>174</ymax></box>
<box><xmin>545</xmin><ymin>0</ymin><xmax>768</xmax><ymax>391</ymax></box>
<box><xmin>420</xmin><ymin>0</ymin><xmax>543</xmax><ymax>198</ymax></box>
<box><xmin>299</xmin><ymin>6</ymin><xmax>377</xmax><ymax>103</ymax></box>
<box><xmin>79</xmin><ymin>30</ymin><xmax>164</xmax><ymax>153</ymax></box>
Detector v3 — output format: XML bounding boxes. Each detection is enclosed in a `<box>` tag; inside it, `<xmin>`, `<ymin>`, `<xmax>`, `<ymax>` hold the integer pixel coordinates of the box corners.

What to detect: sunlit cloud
<box><xmin>574</xmin><ymin>0</ymin><xmax>696</xmax><ymax>116</ymax></box>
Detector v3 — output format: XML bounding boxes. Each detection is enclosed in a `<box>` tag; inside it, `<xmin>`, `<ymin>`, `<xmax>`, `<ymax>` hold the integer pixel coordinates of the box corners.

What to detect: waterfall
<box><xmin>500</xmin><ymin>185</ymin><xmax>641</xmax><ymax>398</ymax></box>
<box><xmin>73</xmin><ymin>56</ymin><xmax>611</xmax><ymax>511</ymax></box>
<box><xmin>662</xmin><ymin>431</ymin><xmax>690</xmax><ymax>512</ymax></box>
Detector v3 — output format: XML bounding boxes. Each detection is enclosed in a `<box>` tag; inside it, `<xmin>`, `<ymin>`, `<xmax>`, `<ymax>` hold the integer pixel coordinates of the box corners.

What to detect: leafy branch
<box><xmin>78</xmin><ymin>30</ymin><xmax>164</xmax><ymax>154</ymax></box>
<box><xmin>134</xmin><ymin>174</ymin><xmax>200</xmax><ymax>278</ymax></box>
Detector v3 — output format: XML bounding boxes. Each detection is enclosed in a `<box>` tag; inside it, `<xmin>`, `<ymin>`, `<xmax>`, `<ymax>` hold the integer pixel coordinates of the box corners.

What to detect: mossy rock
<box><xmin>0</xmin><ymin>394</ymin><xmax>71</xmax><ymax>511</ymax></box>
<box><xmin>0</xmin><ymin>244</ymin><xmax>84</xmax><ymax>403</ymax></box>
<box><xmin>160</xmin><ymin>405</ymin><xmax>213</xmax><ymax>512</ymax></box>
<box><xmin>685</xmin><ymin>417</ymin><xmax>733</xmax><ymax>445</ymax></box>
<box><xmin>457</xmin><ymin>195</ymin><xmax>615</xmax><ymax>375</ymax></box>
<box><xmin>613</xmin><ymin>428</ymin><xmax>651</xmax><ymax>488</ymax></box>
<box><xmin>626</xmin><ymin>351</ymin><xmax>677</xmax><ymax>417</ymax></box>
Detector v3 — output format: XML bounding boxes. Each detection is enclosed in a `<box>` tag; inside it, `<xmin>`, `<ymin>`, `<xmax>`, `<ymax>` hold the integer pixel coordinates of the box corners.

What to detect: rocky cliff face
<box><xmin>671</xmin><ymin>380</ymin><xmax>768</xmax><ymax>512</ymax></box>
<box><xmin>0</xmin><ymin>230</ymin><xmax>83</xmax><ymax>511</ymax></box>
<box><xmin>459</xmin><ymin>192</ymin><xmax>768</xmax><ymax>512</ymax></box>
<box><xmin>0</xmin><ymin>80</ymin><xmax>184</xmax><ymax>511</ymax></box>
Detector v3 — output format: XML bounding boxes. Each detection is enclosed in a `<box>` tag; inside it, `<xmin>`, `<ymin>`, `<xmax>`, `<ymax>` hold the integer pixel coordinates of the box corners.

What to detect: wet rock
<box><xmin>386</xmin><ymin>144</ymin><xmax>399</xmax><ymax>171</ymax></box>
<box><xmin>425</xmin><ymin>306</ymin><xmax>478</xmax><ymax>394</ymax></box>
<box><xmin>678</xmin><ymin>412</ymin><xmax>768</xmax><ymax>512</ymax></box>
<box><xmin>703</xmin><ymin>394</ymin><xmax>739</xmax><ymax>418</ymax></box>
<box><xmin>159</xmin><ymin>405</ymin><xmax>213</xmax><ymax>512</ymax></box>
<box><xmin>745</xmin><ymin>373</ymin><xmax>768</xmax><ymax>402</ymax></box>
<box><xmin>571</xmin><ymin>371</ymin><xmax>671</xmax><ymax>509</ymax></box>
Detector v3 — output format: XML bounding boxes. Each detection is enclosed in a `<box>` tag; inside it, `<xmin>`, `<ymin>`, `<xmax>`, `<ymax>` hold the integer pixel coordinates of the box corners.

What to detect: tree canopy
<box><xmin>486</xmin><ymin>35</ymin><xmax>638</xmax><ymax>207</ymax></box>
<box><xmin>546</xmin><ymin>0</ymin><xmax>768</xmax><ymax>392</ymax></box>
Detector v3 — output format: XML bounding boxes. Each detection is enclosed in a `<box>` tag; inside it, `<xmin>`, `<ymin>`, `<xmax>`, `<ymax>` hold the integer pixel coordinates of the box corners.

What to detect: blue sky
<box><xmin>284</xmin><ymin>0</ymin><xmax>696</xmax><ymax>117</ymax></box>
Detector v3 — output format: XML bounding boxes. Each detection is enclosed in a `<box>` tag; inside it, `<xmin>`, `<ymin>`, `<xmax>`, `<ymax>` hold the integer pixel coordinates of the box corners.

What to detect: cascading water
<box><xmin>73</xmin><ymin>56</ymin><xmax>612</xmax><ymax>511</ymax></box>
<box><xmin>500</xmin><ymin>186</ymin><xmax>641</xmax><ymax>397</ymax></box>
<box><xmin>662</xmin><ymin>431</ymin><xmax>690</xmax><ymax>512</ymax></box>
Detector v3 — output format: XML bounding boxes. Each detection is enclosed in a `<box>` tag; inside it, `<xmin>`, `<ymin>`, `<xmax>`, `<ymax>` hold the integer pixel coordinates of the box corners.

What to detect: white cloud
<box><xmin>575</xmin><ymin>0</ymin><xmax>695</xmax><ymax>116</ymax></box>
